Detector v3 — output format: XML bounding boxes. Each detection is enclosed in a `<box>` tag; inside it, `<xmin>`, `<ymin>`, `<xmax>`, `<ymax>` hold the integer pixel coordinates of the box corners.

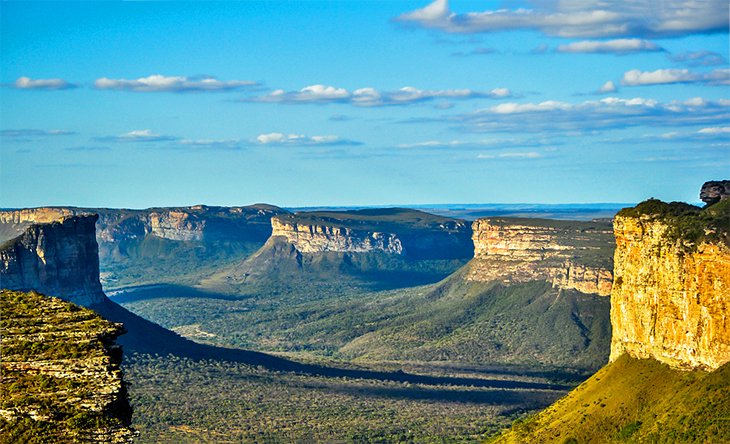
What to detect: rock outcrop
<box><xmin>0</xmin><ymin>289</ymin><xmax>134</xmax><ymax>442</ymax></box>
<box><xmin>466</xmin><ymin>218</ymin><xmax>614</xmax><ymax>296</ymax></box>
<box><xmin>1</xmin><ymin>215</ymin><xmax>106</xmax><ymax>306</ymax></box>
<box><xmin>609</xmin><ymin>205</ymin><xmax>730</xmax><ymax>370</ymax></box>
<box><xmin>700</xmin><ymin>180</ymin><xmax>730</xmax><ymax>205</ymax></box>
<box><xmin>269</xmin><ymin>208</ymin><xmax>473</xmax><ymax>260</ymax></box>
<box><xmin>271</xmin><ymin>217</ymin><xmax>403</xmax><ymax>254</ymax></box>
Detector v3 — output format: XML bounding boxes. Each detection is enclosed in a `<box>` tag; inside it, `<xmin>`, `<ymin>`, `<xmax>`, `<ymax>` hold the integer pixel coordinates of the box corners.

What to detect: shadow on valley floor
<box><xmin>93</xmin><ymin>298</ymin><xmax>571</xmax><ymax>392</ymax></box>
<box><xmin>107</xmin><ymin>284</ymin><xmax>243</xmax><ymax>303</ymax></box>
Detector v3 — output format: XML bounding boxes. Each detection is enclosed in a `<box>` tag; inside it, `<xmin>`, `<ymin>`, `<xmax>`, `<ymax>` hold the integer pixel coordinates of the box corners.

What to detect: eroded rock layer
<box><xmin>466</xmin><ymin>218</ymin><xmax>614</xmax><ymax>296</ymax></box>
<box><xmin>0</xmin><ymin>290</ymin><xmax>133</xmax><ymax>442</ymax></box>
<box><xmin>1</xmin><ymin>215</ymin><xmax>106</xmax><ymax>306</ymax></box>
<box><xmin>610</xmin><ymin>214</ymin><xmax>730</xmax><ymax>370</ymax></box>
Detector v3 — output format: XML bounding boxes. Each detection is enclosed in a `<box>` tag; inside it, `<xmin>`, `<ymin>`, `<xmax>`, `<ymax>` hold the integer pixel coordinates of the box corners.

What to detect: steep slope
<box><xmin>0</xmin><ymin>290</ymin><xmax>134</xmax><ymax>443</ymax></box>
<box><xmin>493</xmin><ymin>184</ymin><xmax>730</xmax><ymax>443</ymax></box>
<box><xmin>491</xmin><ymin>355</ymin><xmax>729</xmax><ymax>444</ymax></box>
<box><xmin>0</xmin><ymin>215</ymin><xmax>105</xmax><ymax>306</ymax></box>
<box><xmin>202</xmin><ymin>207</ymin><xmax>474</xmax><ymax>293</ymax></box>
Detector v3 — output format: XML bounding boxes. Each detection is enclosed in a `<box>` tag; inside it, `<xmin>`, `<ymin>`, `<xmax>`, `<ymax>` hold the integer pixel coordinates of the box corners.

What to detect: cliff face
<box><xmin>466</xmin><ymin>218</ymin><xmax>614</xmax><ymax>296</ymax></box>
<box><xmin>0</xmin><ymin>290</ymin><xmax>133</xmax><ymax>443</ymax></box>
<box><xmin>1</xmin><ymin>215</ymin><xmax>106</xmax><ymax>306</ymax></box>
<box><xmin>610</xmin><ymin>214</ymin><xmax>730</xmax><ymax>370</ymax></box>
<box><xmin>269</xmin><ymin>209</ymin><xmax>473</xmax><ymax>260</ymax></box>
<box><xmin>271</xmin><ymin>217</ymin><xmax>403</xmax><ymax>254</ymax></box>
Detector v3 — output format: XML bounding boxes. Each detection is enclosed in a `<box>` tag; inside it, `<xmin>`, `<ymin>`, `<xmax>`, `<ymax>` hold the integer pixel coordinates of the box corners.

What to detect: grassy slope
<box><xmin>118</xmin><ymin>268</ymin><xmax>611</xmax><ymax>371</ymax></box>
<box><xmin>492</xmin><ymin>354</ymin><xmax>730</xmax><ymax>444</ymax></box>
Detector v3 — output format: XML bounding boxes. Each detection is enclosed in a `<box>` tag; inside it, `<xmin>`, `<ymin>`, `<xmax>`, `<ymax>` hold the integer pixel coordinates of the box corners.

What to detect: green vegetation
<box><xmin>100</xmin><ymin>236</ymin><xmax>261</xmax><ymax>289</ymax></box>
<box><xmin>124</xmin><ymin>352</ymin><xmax>566</xmax><ymax>443</ymax></box>
<box><xmin>617</xmin><ymin>198</ymin><xmax>730</xmax><ymax>249</ymax></box>
<box><xmin>117</xmin><ymin>272</ymin><xmax>610</xmax><ymax>370</ymax></box>
<box><xmin>279</xmin><ymin>207</ymin><xmax>467</xmax><ymax>232</ymax></box>
<box><xmin>491</xmin><ymin>354</ymin><xmax>730</xmax><ymax>444</ymax></box>
<box><xmin>0</xmin><ymin>290</ymin><xmax>132</xmax><ymax>443</ymax></box>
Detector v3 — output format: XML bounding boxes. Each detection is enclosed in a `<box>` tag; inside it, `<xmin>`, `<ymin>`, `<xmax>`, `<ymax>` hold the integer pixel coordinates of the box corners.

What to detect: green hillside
<box><xmin>491</xmin><ymin>354</ymin><xmax>730</xmax><ymax>444</ymax></box>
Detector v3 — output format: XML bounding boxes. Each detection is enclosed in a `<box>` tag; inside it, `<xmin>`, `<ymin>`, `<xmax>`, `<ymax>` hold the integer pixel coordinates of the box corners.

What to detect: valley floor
<box><xmin>124</xmin><ymin>353</ymin><xmax>569</xmax><ymax>443</ymax></box>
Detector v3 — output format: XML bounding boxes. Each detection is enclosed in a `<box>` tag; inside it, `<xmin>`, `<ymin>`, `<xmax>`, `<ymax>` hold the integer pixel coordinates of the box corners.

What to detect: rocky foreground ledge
<box><xmin>0</xmin><ymin>290</ymin><xmax>134</xmax><ymax>443</ymax></box>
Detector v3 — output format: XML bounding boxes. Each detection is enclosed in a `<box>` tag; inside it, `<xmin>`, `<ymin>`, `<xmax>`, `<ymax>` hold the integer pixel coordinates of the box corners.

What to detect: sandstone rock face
<box><xmin>700</xmin><ymin>180</ymin><xmax>730</xmax><ymax>205</ymax></box>
<box><xmin>0</xmin><ymin>215</ymin><xmax>106</xmax><ymax>306</ymax></box>
<box><xmin>609</xmin><ymin>215</ymin><xmax>730</xmax><ymax>370</ymax></box>
<box><xmin>271</xmin><ymin>217</ymin><xmax>404</xmax><ymax>254</ymax></box>
<box><xmin>466</xmin><ymin>218</ymin><xmax>614</xmax><ymax>296</ymax></box>
<box><xmin>148</xmin><ymin>210</ymin><xmax>206</xmax><ymax>241</ymax></box>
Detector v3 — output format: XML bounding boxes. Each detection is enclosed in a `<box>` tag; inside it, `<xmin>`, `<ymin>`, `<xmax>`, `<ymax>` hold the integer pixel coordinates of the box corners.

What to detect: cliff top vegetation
<box><xmin>617</xmin><ymin>198</ymin><xmax>730</xmax><ymax>249</ymax></box>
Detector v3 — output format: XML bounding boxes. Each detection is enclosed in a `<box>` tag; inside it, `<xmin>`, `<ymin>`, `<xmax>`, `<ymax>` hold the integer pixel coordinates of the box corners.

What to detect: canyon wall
<box><xmin>271</xmin><ymin>217</ymin><xmax>404</xmax><ymax>254</ymax></box>
<box><xmin>609</xmin><ymin>213</ymin><xmax>730</xmax><ymax>370</ymax></box>
<box><xmin>466</xmin><ymin>218</ymin><xmax>614</xmax><ymax>296</ymax></box>
<box><xmin>1</xmin><ymin>215</ymin><xmax>106</xmax><ymax>306</ymax></box>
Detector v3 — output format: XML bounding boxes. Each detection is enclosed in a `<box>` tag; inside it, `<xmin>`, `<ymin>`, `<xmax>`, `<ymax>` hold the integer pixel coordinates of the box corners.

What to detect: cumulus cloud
<box><xmin>94</xmin><ymin>75</ymin><xmax>257</xmax><ymax>92</ymax></box>
<box><xmin>97</xmin><ymin>129</ymin><xmax>178</xmax><ymax>143</ymax></box>
<box><xmin>434</xmin><ymin>97</ymin><xmax>730</xmax><ymax>133</ymax></box>
<box><xmin>13</xmin><ymin>76</ymin><xmax>75</xmax><ymax>90</ymax></box>
<box><xmin>242</xmin><ymin>84</ymin><xmax>511</xmax><ymax>106</ymax></box>
<box><xmin>557</xmin><ymin>39</ymin><xmax>663</xmax><ymax>54</ymax></box>
<box><xmin>598</xmin><ymin>81</ymin><xmax>618</xmax><ymax>94</ymax></box>
<box><xmin>396</xmin><ymin>0</ymin><xmax>728</xmax><ymax>39</ymax></box>
<box><xmin>621</xmin><ymin>68</ymin><xmax>729</xmax><ymax>86</ymax></box>
<box><xmin>255</xmin><ymin>132</ymin><xmax>362</xmax><ymax>146</ymax></box>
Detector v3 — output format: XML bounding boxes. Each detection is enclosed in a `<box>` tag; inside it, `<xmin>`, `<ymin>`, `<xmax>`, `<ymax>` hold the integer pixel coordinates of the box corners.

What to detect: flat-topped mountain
<box><xmin>202</xmin><ymin>208</ymin><xmax>474</xmax><ymax>292</ymax></box>
<box><xmin>272</xmin><ymin>208</ymin><xmax>473</xmax><ymax>259</ymax></box>
<box><xmin>0</xmin><ymin>215</ymin><xmax>106</xmax><ymax>306</ymax></box>
<box><xmin>1</xmin><ymin>204</ymin><xmax>288</xmax><ymax>289</ymax></box>
<box><xmin>468</xmin><ymin>217</ymin><xmax>614</xmax><ymax>296</ymax></box>
<box><xmin>493</xmin><ymin>181</ymin><xmax>730</xmax><ymax>443</ymax></box>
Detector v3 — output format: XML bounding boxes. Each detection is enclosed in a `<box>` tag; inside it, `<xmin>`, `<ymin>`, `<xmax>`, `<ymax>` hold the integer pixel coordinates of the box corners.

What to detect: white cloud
<box><xmin>437</xmin><ymin>97</ymin><xmax>730</xmax><ymax>134</ymax></box>
<box><xmin>697</xmin><ymin>126</ymin><xmax>730</xmax><ymax>134</ymax></box>
<box><xmin>1</xmin><ymin>129</ymin><xmax>75</xmax><ymax>139</ymax></box>
<box><xmin>255</xmin><ymin>132</ymin><xmax>361</xmax><ymax>146</ymax></box>
<box><xmin>243</xmin><ymin>84</ymin><xmax>511</xmax><ymax>106</ymax></box>
<box><xmin>557</xmin><ymin>39</ymin><xmax>662</xmax><ymax>54</ymax></box>
<box><xmin>621</xmin><ymin>68</ymin><xmax>729</xmax><ymax>86</ymax></box>
<box><xmin>397</xmin><ymin>0</ymin><xmax>728</xmax><ymax>38</ymax></box>
<box><xmin>477</xmin><ymin>151</ymin><xmax>542</xmax><ymax>159</ymax></box>
<box><xmin>179</xmin><ymin>139</ymin><xmax>241</xmax><ymax>149</ymax></box>
<box><xmin>14</xmin><ymin>76</ymin><xmax>75</xmax><ymax>90</ymax></box>
<box><xmin>94</xmin><ymin>75</ymin><xmax>257</xmax><ymax>92</ymax></box>
<box><xmin>598</xmin><ymin>81</ymin><xmax>617</xmax><ymax>93</ymax></box>
<box><xmin>98</xmin><ymin>129</ymin><xmax>178</xmax><ymax>143</ymax></box>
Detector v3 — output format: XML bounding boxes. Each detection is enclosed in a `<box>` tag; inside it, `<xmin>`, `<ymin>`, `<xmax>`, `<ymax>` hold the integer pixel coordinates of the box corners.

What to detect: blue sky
<box><xmin>1</xmin><ymin>1</ymin><xmax>728</xmax><ymax>208</ymax></box>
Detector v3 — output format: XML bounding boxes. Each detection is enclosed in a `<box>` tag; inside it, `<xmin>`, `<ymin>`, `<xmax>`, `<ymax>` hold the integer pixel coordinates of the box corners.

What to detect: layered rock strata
<box><xmin>0</xmin><ymin>290</ymin><xmax>133</xmax><ymax>442</ymax></box>
<box><xmin>1</xmin><ymin>215</ymin><xmax>106</xmax><ymax>306</ymax></box>
<box><xmin>466</xmin><ymin>218</ymin><xmax>614</xmax><ymax>296</ymax></box>
<box><xmin>271</xmin><ymin>217</ymin><xmax>403</xmax><ymax>254</ymax></box>
<box><xmin>609</xmin><ymin>213</ymin><xmax>730</xmax><ymax>370</ymax></box>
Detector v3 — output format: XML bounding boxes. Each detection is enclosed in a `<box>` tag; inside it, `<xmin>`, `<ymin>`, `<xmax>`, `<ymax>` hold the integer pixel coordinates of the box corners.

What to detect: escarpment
<box><xmin>270</xmin><ymin>208</ymin><xmax>473</xmax><ymax>259</ymax></box>
<box><xmin>271</xmin><ymin>216</ymin><xmax>404</xmax><ymax>255</ymax></box>
<box><xmin>1</xmin><ymin>215</ymin><xmax>106</xmax><ymax>306</ymax></box>
<box><xmin>466</xmin><ymin>218</ymin><xmax>614</xmax><ymax>296</ymax></box>
<box><xmin>609</xmin><ymin>198</ymin><xmax>730</xmax><ymax>370</ymax></box>
<box><xmin>0</xmin><ymin>289</ymin><xmax>134</xmax><ymax>443</ymax></box>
